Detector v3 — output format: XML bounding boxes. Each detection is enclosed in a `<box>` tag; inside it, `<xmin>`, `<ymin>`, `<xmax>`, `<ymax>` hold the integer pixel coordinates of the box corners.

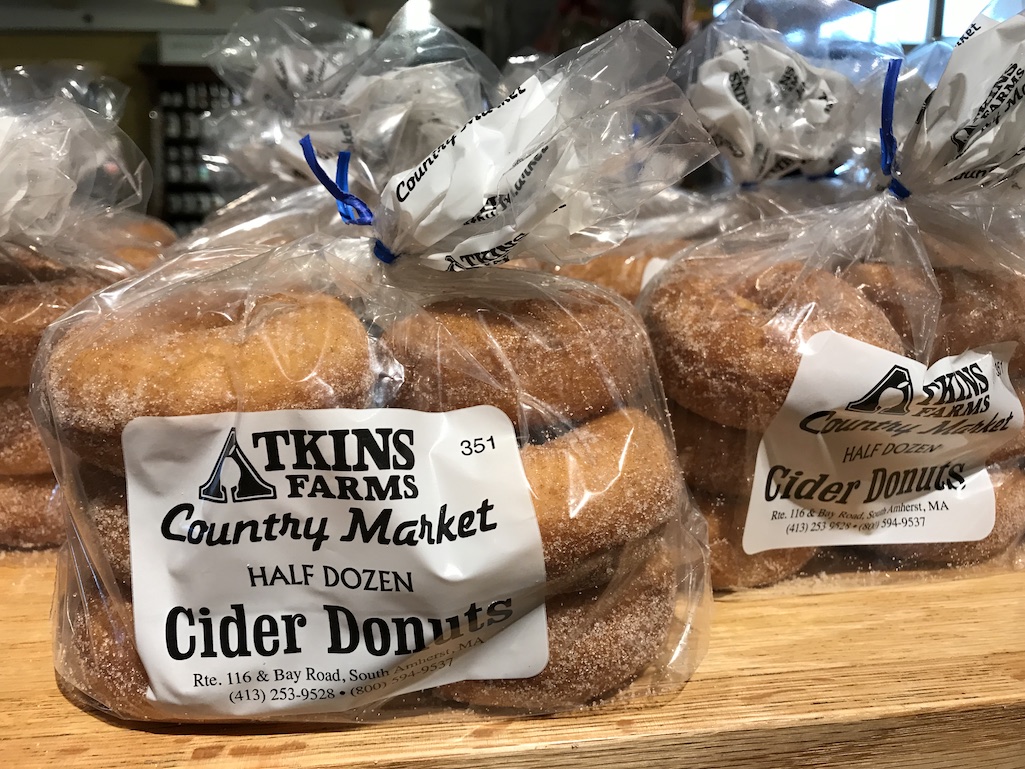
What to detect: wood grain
<box><xmin>3</xmin><ymin>551</ymin><xmax>1025</xmax><ymax>768</ymax></box>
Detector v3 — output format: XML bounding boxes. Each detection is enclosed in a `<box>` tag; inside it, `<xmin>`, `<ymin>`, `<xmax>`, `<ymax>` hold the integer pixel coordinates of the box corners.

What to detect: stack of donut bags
<box><xmin>641</xmin><ymin>0</ymin><xmax>1025</xmax><ymax>589</ymax></box>
<box><xmin>0</xmin><ymin>70</ymin><xmax>151</xmax><ymax>549</ymax></box>
<box><xmin>33</xmin><ymin>12</ymin><xmax>719</xmax><ymax>722</ymax></box>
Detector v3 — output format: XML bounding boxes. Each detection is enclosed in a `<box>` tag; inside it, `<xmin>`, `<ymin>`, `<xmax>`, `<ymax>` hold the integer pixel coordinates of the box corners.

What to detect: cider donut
<box><xmin>112</xmin><ymin>214</ymin><xmax>177</xmax><ymax>247</ymax></box>
<box><xmin>842</xmin><ymin>262</ymin><xmax>938</xmax><ymax>356</ymax></box>
<box><xmin>109</xmin><ymin>214</ymin><xmax>177</xmax><ymax>271</ymax></box>
<box><xmin>0</xmin><ymin>388</ymin><xmax>51</xmax><ymax>475</ymax></box>
<box><xmin>385</xmin><ymin>287</ymin><xmax>650</xmax><ymax>434</ymax></box>
<box><xmin>0</xmin><ymin>241</ymin><xmax>108</xmax><ymax>387</ymax></box>
<box><xmin>669</xmin><ymin>402</ymin><xmax>756</xmax><ymax>496</ymax></box>
<box><xmin>78</xmin><ymin>409</ymin><xmax>681</xmax><ymax>590</ymax></box>
<box><xmin>433</xmin><ymin>542</ymin><xmax>676</xmax><ymax>710</ymax></box>
<box><xmin>933</xmin><ymin>266</ymin><xmax>1025</xmax><ymax>379</ymax></box>
<box><xmin>42</xmin><ymin>291</ymin><xmax>375</xmax><ymax>474</ymax></box>
<box><xmin>83</xmin><ymin>483</ymin><xmax>131</xmax><ymax>585</ymax></box>
<box><xmin>522</xmin><ymin>408</ymin><xmax>683</xmax><ymax>582</ymax></box>
<box><xmin>546</xmin><ymin>237</ymin><xmax>689</xmax><ymax>302</ymax></box>
<box><xmin>0</xmin><ymin>473</ymin><xmax>59</xmax><ymax>548</ymax></box>
<box><xmin>696</xmin><ymin>491</ymin><xmax>817</xmax><ymax>589</ymax></box>
<box><xmin>643</xmin><ymin>258</ymin><xmax>903</xmax><ymax>431</ymax></box>
<box><xmin>873</xmin><ymin>464</ymin><xmax>1025</xmax><ymax>565</ymax></box>
<box><xmin>56</xmin><ymin>588</ymin><xmax>151</xmax><ymax>719</ymax></box>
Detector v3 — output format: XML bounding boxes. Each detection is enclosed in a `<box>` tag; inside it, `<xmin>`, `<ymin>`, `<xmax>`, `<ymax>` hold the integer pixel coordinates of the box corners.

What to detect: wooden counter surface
<box><xmin>3</xmin><ymin>551</ymin><xmax>1025</xmax><ymax>768</ymax></box>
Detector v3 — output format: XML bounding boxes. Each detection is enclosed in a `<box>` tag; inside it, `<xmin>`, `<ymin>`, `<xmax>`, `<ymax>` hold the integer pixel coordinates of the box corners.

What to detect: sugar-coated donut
<box><xmin>385</xmin><ymin>287</ymin><xmax>650</xmax><ymax>434</ymax></box>
<box><xmin>643</xmin><ymin>258</ymin><xmax>903</xmax><ymax>431</ymax></box>
<box><xmin>0</xmin><ymin>240</ymin><xmax>108</xmax><ymax>387</ymax></box>
<box><xmin>0</xmin><ymin>242</ymin><xmax>77</xmax><ymax>283</ymax></box>
<box><xmin>522</xmin><ymin>408</ymin><xmax>683</xmax><ymax>582</ymax></box>
<box><xmin>545</xmin><ymin>237</ymin><xmax>689</xmax><ymax>301</ymax></box>
<box><xmin>82</xmin><ymin>483</ymin><xmax>130</xmax><ymax>585</ymax></box>
<box><xmin>933</xmin><ymin>267</ymin><xmax>1025</xmax><ymax>379</ymax></box>
<box><xmin>669</xmin><ymin>402</ymin><xmax>756</xmax><ymax>496</ymax></box>
<box><xmin>696</xmin><ymin>491</ymin><xmax>817</xmax><ymax>589</ymax></box>
<box><xmin>433</xmin><ymin>542</ymin><xmax>676</xmax><ymax>710</ymax></box>
<box><xmin>56</xmin><ymin>587</ymin><xmax>151</xmax><ymax>719</ymax></box>
<box><xmin>0</xmin><ymin>388</ymin><xmax>50</xmax><ymax>475</ymax></box>
<box><xmin>873</xmin><ymin>464</ymin><xmax>1025</xmax><ymax>565</ymax></box>
<box><xmin>0</xmin><ymin>473</ymin><xmax>59</xmax><ymax>548</ymax></box>
<box><xmin>113</xmin><ymin>214</ymin><xmax>177</xmax><ymax>248</ymax></box>
<box><xmin>43</xmin><ymin>292</ymin><xmax>375</xmax><ymax>474</ymax></box>
<box><xmin>842</xmin><ymin>262</ymin><xmax>938</xmax><ymax>356</ymax></box>
<box><xmin>545</xmin><ymin>529</ymin><xmax>668</xmax><ymax>597</ymax></box>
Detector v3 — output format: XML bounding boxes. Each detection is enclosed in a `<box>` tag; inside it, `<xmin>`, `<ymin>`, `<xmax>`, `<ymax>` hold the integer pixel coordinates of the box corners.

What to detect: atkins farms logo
<box><xmin>846</xmin><ymin>365</ymin><xmax>914</xmax><ymax>415</ymax></box>
<box><xmin>799</xmin><ymin>360</ymin><xmax>1005</xmax><ymax>439</ymax></box>
<box><xmin>193</xmin><ymin>426</ymin><xmax>419</xmax><ymax>506</ymax></box>
<box><xmin>199</xmin><ymin>429</ymin><xmax>276</xmax><ymax>503</ymax></box>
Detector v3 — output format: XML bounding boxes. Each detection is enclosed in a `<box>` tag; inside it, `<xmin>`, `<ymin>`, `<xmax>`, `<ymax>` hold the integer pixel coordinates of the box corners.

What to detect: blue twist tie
<box><xmin>300</xmin><ymin>135</ymin><xmax>375</xmax><ymax>226</ymax></box>
<box><xmin>373</xmin><ymin>239</ymin><xmax>399</xmax><ymax>264</ymax></box>
<box><xmin>879</xmin><ymin>58</ymin><xmax>911</xmax><ymax>200</ymax></box>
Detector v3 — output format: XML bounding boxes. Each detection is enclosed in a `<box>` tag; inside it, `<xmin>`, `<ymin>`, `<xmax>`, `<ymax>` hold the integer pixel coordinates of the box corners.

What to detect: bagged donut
<box><xmin>36</xmin><ymin>19</ymin><xmax>715</xmax><ymax>723</ymax></box>
<box><xmin>512</xmin><ymin>0</ymin><xmax>900</xmax><ymax>301</ymax></box>
<box><xmin>0</xmin><ymin>87</ymin><xmax>154</xmax><ymax>549</ymax></box>
<box><xmin>640</xmin><ymin>4</ymin><xmax>1025</xmax><ymax>591</ymax></box>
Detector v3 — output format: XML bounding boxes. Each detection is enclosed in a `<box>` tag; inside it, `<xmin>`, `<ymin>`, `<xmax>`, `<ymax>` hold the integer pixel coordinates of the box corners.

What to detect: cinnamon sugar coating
<box><xmin>57</xmin><ymin>589</ymin><xmax>151</xmax><ymax>718</ymax></box>
<box><xmin>0</xmin><ymin>276</ymin><xmax>105</xmax><ymax>387</ymax></box>
<box><xmin>43</xmin><ymin>292</ymin><xmax>375</xmax><ymax>474</ymax></box>
<box><xmin>696</xmin><ymin>491</ymin><xmax>817</xmax><ymax>590</ymax></box>
<box><xmin>385</xmin><ymin>289</ymin><xmax>649</xmax><ymax>433</ymax></box>
<box><xmin>842</xmin><ymin>261</ymin><xmax>938</xmax><ymax>355</ymax></box>
<box><xmin>934</xmin><ymin>267</ymin><xmax>1025</xmax><ymax>378</ymax></box>
<box><xmin>433</xmin><ymin>542</ymin><xmax>676</xmax><ymax>710</ymax></box>
<box><xmin>643</xmin><ymin>258</ymin><xmax>903</xmax><ymax>431</ymax></box>
<box><xmin>0</xmin><ymin>473</ymin><xmax>58</xmax><ymax>548</ymax></box>
<box><xmin>548</xmin><ymin>237</ymin><xmax>690</xmax><ymax>301</ymax></box>
<box><xmin>522</xmin><ymin>408</ymin><xmax>683</xmax><ymax>581</ymax></box>
<box><xmin>669</xmin><ymin>402</ymin><xmax>756</xmax><ymax>496</ymax></box>
<box><xmin>0</xmin><ymin>388</ymin><xmax>50</xmax><ymax>475</ymax></box>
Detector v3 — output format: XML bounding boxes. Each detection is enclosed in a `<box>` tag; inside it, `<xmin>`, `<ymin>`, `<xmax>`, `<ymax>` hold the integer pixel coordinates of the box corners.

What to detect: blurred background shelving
<box><xmin>0</xmin><ymin>0</ymin><xmax>995</xmax><ymax>230</ymax></box>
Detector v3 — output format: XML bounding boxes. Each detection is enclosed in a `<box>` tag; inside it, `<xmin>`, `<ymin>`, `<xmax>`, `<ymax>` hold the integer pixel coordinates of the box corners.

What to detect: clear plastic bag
<box><xmin>508</xmin><ymin>0</ymin><xmax>897</xmax><ymax>302</ymax></box>
<box><xmin>168</xmin><ymin>186</ymin><xmax>365</xmax><ymax>258</ymax></box>
<box><xmin>37</xmin><ymin>19</ymin><xmax>714</xmax><ymax>722</ymax></box>
<box><xmin>0</xmin><ymin>62</ymin><xmax>128</xmax><ymax>122</ymax></box>
<box><xmin>0</xmin><ymin>97</ymin><xmax>149</xmax><ymax>242</ymax></box>
<box><xmin>190</xmin><ymin>4</ymin><xmax>501</xmax><ymax>256</ymax></box>
<box><xmin>500</xmin><ymin>48</ymin><xmax>554</xmax><ymax>94</ymax></box>
<box><xmin>640</xmin><ymin>6</ymin><xmax>1025</xmax><ymax>591</ymax></box>
<box><xmin>203</xmin><ymin>8</ymin><xmax>373</xmax><ymax>188</ymax></box>
<box><xmin>0</xmin><ymin>88</ymin><xmax>152</xmax><ymax>549</ymax></box>
<box><xmin>292</xmin><ymin>2</ymin><xmax>503</xmax><ymax>202</ymax></box>
<box><xmin>671</xmin><ymin>0</ymin><xmax>900</xmax><ymax>187</ymax></box>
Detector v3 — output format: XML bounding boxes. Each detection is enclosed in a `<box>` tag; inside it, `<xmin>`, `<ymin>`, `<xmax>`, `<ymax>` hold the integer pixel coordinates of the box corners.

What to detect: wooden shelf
<box><xmin>4</xmin><ymin>550</ymin><xmax>1025</xmax><ymax>768</ymax></box>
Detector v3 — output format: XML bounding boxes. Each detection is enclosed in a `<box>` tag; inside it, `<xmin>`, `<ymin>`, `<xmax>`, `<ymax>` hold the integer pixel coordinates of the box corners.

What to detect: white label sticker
<box><xmin>125</xmin><ymin>407</ymin><xmax>549</xmax><ymax>717</ymax></box>
<box><xmin>743</xmin><ymin>332</ymin><xmax>1023</xmax><ymax>553</ymax></box>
